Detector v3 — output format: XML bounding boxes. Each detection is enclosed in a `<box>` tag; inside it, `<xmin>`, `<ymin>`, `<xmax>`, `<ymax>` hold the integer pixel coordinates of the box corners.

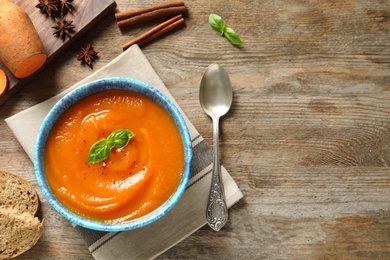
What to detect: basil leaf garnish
<box><xmin>107</xmin><ymin>129</ymin><xmax>135</xmax><ymax>149</ymax></box>
<box><xmin>209</xmin><ymin>13</ymin><xmax>225</xmax><ymax>35</ymax></box>
<box><xmin>208</xmin><ymin>13</ymin><xmax>243</xmax><ymax>45</ymax></box>
<box><xmin>88</xmin><ymin>129</ymin><xmax>135</xmax><ymax>164</ymax></box>
<box><xmin>88</xmin><ymin>139</ymin><xmax>111</xmax><ymax>164</ymax></box>
<box><xmin>224</xmin><ymin>27</ymin><xmax>243</xmax><ymax>45</ymax></box>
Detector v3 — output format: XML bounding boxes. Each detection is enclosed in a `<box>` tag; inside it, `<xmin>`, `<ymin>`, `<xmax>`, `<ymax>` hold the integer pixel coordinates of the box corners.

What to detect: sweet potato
<box><xmin>0</xmin><ymin>69</ymin><xmax>7</xmax><ymax>97</ymax></box>
<box><xmin>0</xmin><ymin>0</ymin><xmax>47</xmax><ymax>78</ymax></box>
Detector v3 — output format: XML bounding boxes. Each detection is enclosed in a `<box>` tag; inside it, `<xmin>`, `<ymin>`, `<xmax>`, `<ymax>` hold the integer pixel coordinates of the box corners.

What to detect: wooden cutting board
<box><xmin>0</xmin><ymin>0</ymin><xmax>117</xmax><ymax>105</ymax></box>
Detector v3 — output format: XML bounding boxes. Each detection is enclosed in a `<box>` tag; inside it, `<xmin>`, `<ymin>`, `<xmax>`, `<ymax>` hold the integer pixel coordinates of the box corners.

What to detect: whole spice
<box><xmin>59</xmin><ymin>0</ymin><xmax>75</xmax><ymax>16</ymax></box>
<box><xmin>36</xmin><ymin>0</ymin><xmax>60</xmax><ymax>17</ymax></box>
<box><xmin>52</xmin><ymin>18</ymin><xmax>75</xmax><ymax>41</ymax></box>
<box><xmin>117</xmin><ymin>6</ymin><xmax>186</xmax><ymax>29</ymax></box>
<box><xmin>122</xmin><ymin>14</ymin><xmax>185</xmax><ymax>50</ymax></box>
<box><xmin>77</xmin><ymin>43</ymin><xmax>98</xmax><ymax>65</ymax></box>
<box><xmin>115</xmin><ymin>1</ymin><xmax>184</xmax><ymax>21</ymax></box>
<box><xmin>36</xmin><ymin>0</ymin><xmax>78</xmax><ymax>41</ymax></box>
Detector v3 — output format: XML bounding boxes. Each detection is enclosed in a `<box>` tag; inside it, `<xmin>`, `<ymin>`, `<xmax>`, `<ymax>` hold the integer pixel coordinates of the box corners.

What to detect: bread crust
<box><xmin>0</xmin><ymin>170</ymin><xmax>44</xmax><ymax>259</ymax></box>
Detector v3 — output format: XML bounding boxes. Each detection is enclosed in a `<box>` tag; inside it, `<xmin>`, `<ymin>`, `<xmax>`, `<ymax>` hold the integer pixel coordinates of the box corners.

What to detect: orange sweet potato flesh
<box><xmin>0</xmin><ymin>69</ymin><xmax>7</xmax><ymax>97</ymax></box>
<box><xmin>0</xmin><ymin>0</ymin><xmax>47</xmax><ymax>78</ymax></box>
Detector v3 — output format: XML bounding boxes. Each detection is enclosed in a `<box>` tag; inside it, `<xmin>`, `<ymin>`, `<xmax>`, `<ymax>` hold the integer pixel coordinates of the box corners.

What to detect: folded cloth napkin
<box><xmin>5</xmin><ymin>45</ymin><xmax>243</xmax><ymax>260</ymax></box>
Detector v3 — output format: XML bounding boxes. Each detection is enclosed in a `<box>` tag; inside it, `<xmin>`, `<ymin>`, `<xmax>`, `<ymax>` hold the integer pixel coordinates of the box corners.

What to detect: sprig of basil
<box><xmin>88</xmin><ymin>129</ymin><xmax>135</xmax><ymax>164</ymax></box>
<box><xmin>209</xmin><ymin>14</ymin><xmax>243</xmax><ymax>45</ymax></box>
<box><xmin>88</xmin><ymin>140</ymin><xmax>111</xmax><ymax>164</ymax></box>
<box><xmin>107</xmin><ymin>129</ymin><xmax>134</xmax><ymax>149</ymax></box>
<box><xmin>209</xmin><ymin>13</ymin><xmax>226</xmax><ymax>35</ymax></box>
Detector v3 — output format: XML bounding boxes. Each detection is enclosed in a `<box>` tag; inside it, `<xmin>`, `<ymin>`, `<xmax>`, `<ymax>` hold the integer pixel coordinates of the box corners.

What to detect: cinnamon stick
<box><xmin>117</xmin><ymin>6</ymin><xmax>187</xmax><ymax>29</ymax></box>
<box><xmin>122</xmin><ymin>15</ymin><xmax>185</xmax><ymax>50</ymax></box>
<box><xmin>115</xmin><ymin>1</ymin><xmax>185</xmax><ymax>21</ymax></box>
<box><xmin>138</xmin><ymin>18</ymin><xmax>184</xmax><ymax>46</ymax></box>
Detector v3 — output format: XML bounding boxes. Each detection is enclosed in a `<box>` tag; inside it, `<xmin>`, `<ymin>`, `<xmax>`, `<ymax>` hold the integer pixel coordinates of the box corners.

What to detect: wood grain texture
<box><xmin>0</xmin><ymin>0</ymin><xmax>117</xmax><ymax>105</ymax></box>
<box><xmin>0</xmin><ymin>0</ymin><xmax>389</xmax><ymax>259</ymax></box>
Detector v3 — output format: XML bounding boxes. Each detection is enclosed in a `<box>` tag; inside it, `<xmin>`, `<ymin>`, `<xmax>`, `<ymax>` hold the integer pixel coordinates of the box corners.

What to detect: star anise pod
<box><xmin>36</xmin><ymin>0</ymin><xmax>60</xmax><ymax>17</ymax></box>
<box><xmin>77</xmin><ymin>43</ymin><xmax>99</xmax><ymax>66</ymax></box>
<box><xmin>59</xmin><ymin>0</ymin><xmax>75</xmax><ymax>17</ymax></box>
<box><xmin>52</xmin><ymin>18</ymin><xmax>75</xmax><ymax>41</ymax></box>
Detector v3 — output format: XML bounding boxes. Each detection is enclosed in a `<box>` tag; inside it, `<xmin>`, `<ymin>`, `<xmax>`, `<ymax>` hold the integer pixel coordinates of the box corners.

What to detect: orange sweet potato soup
<box><xmin>44</xmin><ymin>90</ymin><xmax>185</xmax><ymax>223</ymax></box>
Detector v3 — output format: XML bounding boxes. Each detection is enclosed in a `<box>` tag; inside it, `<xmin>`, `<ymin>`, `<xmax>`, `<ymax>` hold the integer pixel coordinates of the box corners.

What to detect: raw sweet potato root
<box><xmin>0</xmin><ymin>0</ymin><xmax>47</xmax><ymax>78</ymax></box>
<box><xmin>0</xmin><ymin>69</ymin><xmax>7</xmax><ymax>97</ymax></box>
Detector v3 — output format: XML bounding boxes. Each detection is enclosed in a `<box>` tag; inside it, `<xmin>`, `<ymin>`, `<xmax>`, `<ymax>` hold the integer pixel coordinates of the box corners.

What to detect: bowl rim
<box><xmin>34</xmin><ymin>77</ymin><xmax>193</xmax><ymax>231</ymax></box>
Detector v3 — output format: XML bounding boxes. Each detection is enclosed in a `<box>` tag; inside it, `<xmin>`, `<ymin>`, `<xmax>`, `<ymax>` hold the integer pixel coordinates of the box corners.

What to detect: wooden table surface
<box><xmin>2</xmin><ymin>0</ymin><xmax>390</xmax><ymax>259</ymax></box>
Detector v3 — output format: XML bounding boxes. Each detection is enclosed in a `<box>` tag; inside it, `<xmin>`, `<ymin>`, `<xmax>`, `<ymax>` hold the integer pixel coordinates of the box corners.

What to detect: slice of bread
<box><xmin>0</xmin><ymin>170</ymin><xmax>44</xmax><ymax>259</ymax></box>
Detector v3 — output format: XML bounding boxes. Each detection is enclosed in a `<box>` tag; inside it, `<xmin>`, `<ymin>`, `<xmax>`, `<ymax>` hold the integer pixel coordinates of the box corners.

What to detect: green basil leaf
<box><xmin>107</xmin><ymin>129</ymin><xmax>135</xmax><ymax>149</ymax></box>
<box><xmin>224</xmin><ymin>27</ymin><xmax>243</xmax><ymax>45</ymax></box>
<box><xmin>88</xmin><ymin>139</ymin><xmax>111</xmax><ymax>164</ymax></box>
<box><xmin>88</xmin><ymin>129</ymin><xmax>135</xmax><ymax>164</ymax></box>
<box><xmin>209</xmin><ymin>13</ymin><xmax>225</xmax><ymax>35</ymax></box>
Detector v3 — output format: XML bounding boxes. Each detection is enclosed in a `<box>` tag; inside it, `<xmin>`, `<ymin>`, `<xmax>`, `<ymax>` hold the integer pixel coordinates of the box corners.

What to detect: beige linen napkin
<box><xmin>5</xmin><ymin>45</ymin><xmax>243</xmax><ymax>260</ymax></box>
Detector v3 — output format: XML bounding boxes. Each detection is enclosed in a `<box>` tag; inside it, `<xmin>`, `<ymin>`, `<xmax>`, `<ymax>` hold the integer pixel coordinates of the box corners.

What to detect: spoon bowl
<box><xmin>199</xmin><ymin>64</ymin><xmax>232</xmax><ymax>118</ymax></box>
<box><xmin>199</xmin><ymin>63</ymin><xmax>232</xmax><ymax>231</ymax></box>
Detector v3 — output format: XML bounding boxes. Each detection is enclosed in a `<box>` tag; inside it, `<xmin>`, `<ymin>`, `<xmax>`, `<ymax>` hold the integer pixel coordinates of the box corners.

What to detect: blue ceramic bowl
<box><xmin>34</xmin><ymin>77</ymin><xmax>192</xmax><ymax>231</ymax></box>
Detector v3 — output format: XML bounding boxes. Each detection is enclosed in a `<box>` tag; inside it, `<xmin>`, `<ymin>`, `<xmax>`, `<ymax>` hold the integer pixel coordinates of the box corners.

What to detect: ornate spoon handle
<box><xmin>206</xmin><ymin>116</ymin><xmax>228</xmax><ymax>231</ymax></box>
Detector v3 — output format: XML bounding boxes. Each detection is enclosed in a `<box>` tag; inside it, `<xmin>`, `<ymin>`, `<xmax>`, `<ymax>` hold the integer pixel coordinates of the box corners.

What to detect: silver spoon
<box><xmin>199</xmin><ymin>63</ymin><xmax>232</xmax><ymax>231</ymax></box>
